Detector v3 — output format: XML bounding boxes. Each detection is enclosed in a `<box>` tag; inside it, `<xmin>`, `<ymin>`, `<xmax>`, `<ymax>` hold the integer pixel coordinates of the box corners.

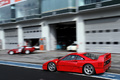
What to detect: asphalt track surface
<box><xmin>0</xmin><ymin>61</ymin><xmax>120</xmax><ymax>80</ymax></box>
<box><xmin>0</xmin><ymin>64</ymin><xmax>107</xmax><ymax>80</ymax></box>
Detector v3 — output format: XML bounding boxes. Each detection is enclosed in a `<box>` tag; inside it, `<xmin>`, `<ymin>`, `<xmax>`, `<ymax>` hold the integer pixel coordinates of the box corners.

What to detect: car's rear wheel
<box><xmin>9</xmin><ymin>51</ymin><xmax>14</xmax><ymax>55</ymax></box>
<box><xmin>83</xmin><ymin>64</ymin><xmax>95</xmax><ymax>75</ymax></box>
<box><xmin>25</xmin><ymin>50</ymin><xmax>30</xmax><ymax>54</ymax></box>
<box><xmin>48</xmin><ymin>62</ymin><xmax>56</xmax><ymax>72</ymax></box>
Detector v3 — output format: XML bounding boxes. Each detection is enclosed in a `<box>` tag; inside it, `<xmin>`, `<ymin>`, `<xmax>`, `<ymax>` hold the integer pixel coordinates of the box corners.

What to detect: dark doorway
<box><xmin>24</xmin><ymin>39</ymin><xmax>39</xmax><ymax>47</ymax></box>
<box><xmin>52</xmin><ymin>22</ymin><xmax>76</xmax><ymax>50</ymax></box>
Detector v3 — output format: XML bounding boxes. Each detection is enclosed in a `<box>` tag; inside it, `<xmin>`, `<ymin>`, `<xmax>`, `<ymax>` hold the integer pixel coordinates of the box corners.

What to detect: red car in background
<box><xmin>43</xmin><ymin>53</ymin><xmax>111</xmax><ymax>75</ymax></box>
<box><xmin>8</xmin><ymin>46</ymin><xmax>35</xmax><ymax>55</ymax></box>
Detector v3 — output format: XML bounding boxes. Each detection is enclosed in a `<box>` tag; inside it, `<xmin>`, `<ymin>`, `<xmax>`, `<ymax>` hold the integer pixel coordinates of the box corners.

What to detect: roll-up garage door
<box><xmin>5</xmin><ymin>29</ymin><xmax>18</xmax><ymax>49</ymax></box>
<box><xmin>23</xmin><ymin>26</ymin><xmax>41</xmax><ymax>39</ymax></box>
<box><xmin>85</xmin><ymin>17</ymin><xmax>120</xmax><ymax>53</ymax></box>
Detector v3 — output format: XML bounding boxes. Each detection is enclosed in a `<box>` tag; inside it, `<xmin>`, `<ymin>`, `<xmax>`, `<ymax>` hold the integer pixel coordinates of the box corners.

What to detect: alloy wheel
<box><xmin>84</xmin><ymin>64</ymin><xmax>95</xmax><ymax>75</ymax></box>
<box><xmin>48</xmin><ymin>62</ymin><xmax>56</xmax><ymax>72</ymax></box>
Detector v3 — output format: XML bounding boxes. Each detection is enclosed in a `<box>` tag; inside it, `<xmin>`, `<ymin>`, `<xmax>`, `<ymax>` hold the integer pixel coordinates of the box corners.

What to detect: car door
<box><xmin>57</xmin><ymin>55</ymin><xmax>78</xmax><ymax>72</ymax></box>
<box><xmin>72</xmin><ymin>55</ymin><xmax>85</xmax><ymax>73</ymax></box>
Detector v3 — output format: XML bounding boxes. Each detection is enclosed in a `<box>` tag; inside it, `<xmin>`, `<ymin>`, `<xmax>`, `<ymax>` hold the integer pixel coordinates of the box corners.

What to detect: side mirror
<box><xmin>57</xmin><ymin>56</ymin><xmax>63</xmax><ymax>59</ymax></box>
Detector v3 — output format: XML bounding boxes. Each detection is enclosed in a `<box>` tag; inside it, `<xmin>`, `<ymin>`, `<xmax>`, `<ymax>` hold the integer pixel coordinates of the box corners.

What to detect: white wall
<box><xmin>76</xmin><ymin>16</ymin><xmax>86</xmax><ymax>52</ymax></box>
<box><xmin>0</xmin><ymin>29</ymin><xmax>5</xmax><ymax>49</ymax></box>
<box><xmin>17</xmin><ymin>25</ymin><xmax>24</xmax><ymax>47</ymax></box>
<box><xmin>50</xmin><ymin>25</ymin><xmax>57</xmax><ymax>50</ymax></box>
<box><xmin>41</xmin><ymin>22</ymin><xmax>50</xmax><ymax>51</ymax></box>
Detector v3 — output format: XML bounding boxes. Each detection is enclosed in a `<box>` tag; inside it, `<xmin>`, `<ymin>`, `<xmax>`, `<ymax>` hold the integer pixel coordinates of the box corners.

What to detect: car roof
<box><xmin>68</xmin><ymin>52</ymin><xmax>93</xmax><ymax>60</ymax></box>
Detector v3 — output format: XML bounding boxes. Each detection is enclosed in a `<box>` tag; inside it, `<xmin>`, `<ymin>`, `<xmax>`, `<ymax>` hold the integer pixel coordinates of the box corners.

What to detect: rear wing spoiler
<box><xmin>98</xmin><ymin>53</ymin><xmax>111</xmax><ymax>62</ymax></box>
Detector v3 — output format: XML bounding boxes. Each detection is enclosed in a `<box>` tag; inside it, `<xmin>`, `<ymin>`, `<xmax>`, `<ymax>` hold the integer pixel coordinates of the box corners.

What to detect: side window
<box><xmin>62</xmin><ymin>55</ymin><xmax>77</xmax><ymax>61</ymax></box>
<box><xmin>76</xmin><ymin>56</ymin><xmax>84</xmax><ymax>60</ymax></box>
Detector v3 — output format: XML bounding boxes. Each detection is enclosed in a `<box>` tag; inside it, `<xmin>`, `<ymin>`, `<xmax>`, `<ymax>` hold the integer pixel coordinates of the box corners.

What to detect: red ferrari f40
<box><xmin>8</xmin><ymin>46</ymin><xmax>35</xmax><ymax>55</ymax></box>
<box><xmin>43</xmin><ymin>53</ymin><xmax>111</xmax><ymax>75</ymax></box>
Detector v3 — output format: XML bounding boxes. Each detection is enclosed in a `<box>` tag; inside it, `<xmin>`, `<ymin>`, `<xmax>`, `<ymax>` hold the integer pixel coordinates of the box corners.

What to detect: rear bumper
<box><xmin>95</xmin><ymin>68</ymin><xmax>105</xmax><ymax>74</ymax></box>
<box><xmin>95</xmin><ymin>62</ymin><xmax>111</xmax><ymax>74</ymax></box>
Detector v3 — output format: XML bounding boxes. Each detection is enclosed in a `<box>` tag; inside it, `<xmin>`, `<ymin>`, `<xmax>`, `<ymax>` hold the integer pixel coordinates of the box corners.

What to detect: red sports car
<box><xmin>43</xmin><ymin>53</ymin><xmax>111</xmax><ymax>75</ymax></box>
<box><xmin>8</xmin><ymin>46</ymin><xmax>35</xmax><ymax>55</ymax></box>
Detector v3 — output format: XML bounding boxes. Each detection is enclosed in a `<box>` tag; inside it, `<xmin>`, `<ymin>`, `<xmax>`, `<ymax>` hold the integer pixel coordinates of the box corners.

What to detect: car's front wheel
<box><xmin>9</xmin><ymin>51</ymin><xmax>14</xmax><ymax>55</ymax></box>
<box><xmin>48</xmin><ymin>62</ymin><xmax>57</xmax><ymax>72</ymax></box>
<box><xmin>25</xmin><ymin>50</ymin><xmax>30</xmax><ymax>54</ymax></box>
<box><xmin>83</xmin><ymin>64</ymin><xmax>95</xmax><ymax>75</ymax></box>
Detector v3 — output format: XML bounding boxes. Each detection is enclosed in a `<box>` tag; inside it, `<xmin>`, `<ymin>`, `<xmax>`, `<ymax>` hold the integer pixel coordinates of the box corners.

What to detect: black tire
<box><xmin>83</xmin><ymin>64</ymin><xmax>95</xmax><ymax>75</ymax></box>
<box><xmin>9</xmin><ymin>51</ymin><xmax>14</xmax><ymax>55</ymax></box>
<box><xmin>25</xmin><ymin>50</ymin><xmax>30</xmax><ymax>54</ymax></box>
<box><xmin>47</xmin><ymin>62</ymin><xmax>57</xmax><ymax>72</ymax></box>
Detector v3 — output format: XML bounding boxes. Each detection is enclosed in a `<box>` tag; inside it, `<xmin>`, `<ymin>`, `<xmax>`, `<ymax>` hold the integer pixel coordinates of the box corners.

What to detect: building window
<box><xmin>0</xmin><ymin>6</ymin><xmax>11</xmax><ymax>22</ymax></box>
<box><xmin>99</xmin><ymin>42</ymin><xmax>103</xmax><ymax>44</ymax></box>
<box><xmin>106</xmin><ymin>30</ymin><xmax>111</xmax><ymax>32</ymax></box>
<box><xmin>98</xmin><ymin>30</ymin><xmax>103</xmax><ymax>33</ymax></box>
<box><xmin>41</xmin><ymin>0</ymin><xmax>76</xmax><ymax>13</ymax></box>
<box><xmin>84</xmin><ymin>0</ymin><xmax>106</xmax><ymax>4</ymax></box>
<box><xmin>92</xmin><ymin>30</ymin><xmax>96</xmax><ymax>33</ymax></box>
<box><xmin>37</xmin><ymin>30</ymin><xmax>39</xmax><ymax>32</ymax></box>
<box><xmin>30</xmin><ymin>31</ymin><xmax>33</xmax><ymax>33</ymax></box>
<box><xmin>16</xmin><ymin>0</ymin><xmax>39</xmax><ymax>18</ymax></box>
<box><xmin>86</xmin><ymin>42</ymin><xmax>90</xmax><ymax>44</ymax></box>
<box><xmin>113</xmin><ymin>29</ymin><xmax>119</xmax><ymax>32</ymax></box>
<box><xmin>106</xmin><ymin>42</ymin><xmax>111</xmax><ymax>44</ymax></box>
<box><xmin>86</xmin><ymin>31</ymin><xmax>90</xmax><ymax>33</ymax></box>
<box><xmin>92</xmin><ymin>42</ymin><xmax>96</xmax><ymax>44</ymax></box>
<box><xmin>113</xmin><ymin>42</ymin><xmax>119</xmax><ymax>44</ymax></box>
<box><xmin>78</xmin><ymin>0</ymin><xmax>108</xmax><ymax>6</ymax></box>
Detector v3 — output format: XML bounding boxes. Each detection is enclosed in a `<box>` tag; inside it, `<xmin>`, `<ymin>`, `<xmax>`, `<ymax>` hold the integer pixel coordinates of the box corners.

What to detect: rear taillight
<box><xmin>104</xmin><ymin>59</ymin><xmax>111</xmax><ymax>66</ymax></box>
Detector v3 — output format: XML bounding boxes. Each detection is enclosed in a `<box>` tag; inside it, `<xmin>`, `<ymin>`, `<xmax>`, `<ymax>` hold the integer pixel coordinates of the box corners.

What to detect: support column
<box><xmin>41</xmin><ymin>22</ymin><xmax>50</xmax><ymax>51</ymax></box>
<box><xmin>0</xmin><ymin>29</ymin><xmax>5</xmax><ymax>49</ymax></box>
<box><xmin>50</xmin><ymin>25</ymin><xmax>57</xmax><ymax>50</ymax></box>
<box><xmin>17</xmin><ymin>26</ymin><xmax>24</xmax><ymax>47</ymax></box>
<box><xmin>76</xmin><ymin>16</ymin><xmax>86</xmax><ymax>52</ymax></box>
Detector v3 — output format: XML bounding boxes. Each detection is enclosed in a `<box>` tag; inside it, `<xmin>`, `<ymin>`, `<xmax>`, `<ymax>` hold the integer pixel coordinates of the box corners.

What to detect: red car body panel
<box><xmin>43</xmin><ymin>53</ymin><xmax>111</xmax><ymax>74</ymax></box>
<box><xmin>8</xmin><ymin>46</ymin><xmax>35</xmax><ymax>54</ymax></box>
